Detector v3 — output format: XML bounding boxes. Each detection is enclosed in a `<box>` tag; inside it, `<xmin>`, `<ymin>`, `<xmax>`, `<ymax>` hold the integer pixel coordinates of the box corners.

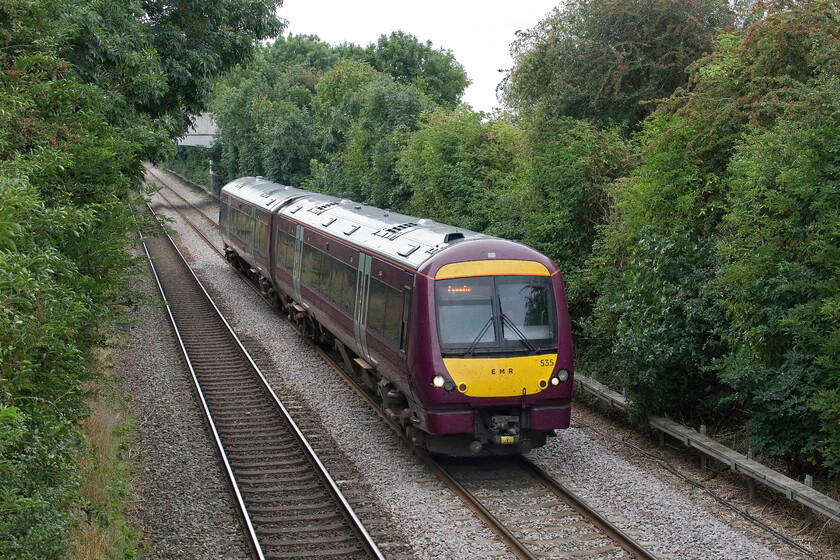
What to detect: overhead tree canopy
<box><xmin>59</xmin><ymin>0</ymin><xmax>284</xmax><ymax>153</ymax></box>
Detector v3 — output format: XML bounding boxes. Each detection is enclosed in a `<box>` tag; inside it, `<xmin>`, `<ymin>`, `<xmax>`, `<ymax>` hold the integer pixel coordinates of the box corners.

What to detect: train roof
<box><xmin>220</xmin><ymin>176</ymin><xmax>309</xmax><ymax>212</ymax></box>
<box><xmin>221</xmin><ymin>177</ymin><xmax>488</xmax><ymax>269</ymax></box>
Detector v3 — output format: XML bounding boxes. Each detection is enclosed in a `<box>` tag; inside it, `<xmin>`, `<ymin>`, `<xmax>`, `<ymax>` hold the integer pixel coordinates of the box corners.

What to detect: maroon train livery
<box><xmin>219</xmin><ymin>176</ymin><xmax>574</xmax><ymax>456</ymax></box>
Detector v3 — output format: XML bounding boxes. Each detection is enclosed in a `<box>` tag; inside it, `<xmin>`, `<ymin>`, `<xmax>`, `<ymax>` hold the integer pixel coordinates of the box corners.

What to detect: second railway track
<box><xmin>141</xmin><ymin>202</ymin><xmax>384</xmax><ymax>560</ymax></box>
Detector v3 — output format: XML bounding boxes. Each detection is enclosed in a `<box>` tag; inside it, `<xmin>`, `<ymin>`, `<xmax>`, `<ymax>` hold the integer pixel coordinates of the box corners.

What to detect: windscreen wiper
<box><xmin>500</xmin><ymin>314</ymin><xmax>535</xmax><ymax>353</ymax></box>
<box><xmin>464</xmin><ymin>317</ymin><xmax>494</xmax><ymax>356</ymax></box>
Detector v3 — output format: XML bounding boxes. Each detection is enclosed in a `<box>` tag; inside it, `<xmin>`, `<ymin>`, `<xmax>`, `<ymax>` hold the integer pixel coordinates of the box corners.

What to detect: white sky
<box><xmin>278</xmin><ymin>0</ymin><xmax>561</xmax><ymax>114</ymax></box>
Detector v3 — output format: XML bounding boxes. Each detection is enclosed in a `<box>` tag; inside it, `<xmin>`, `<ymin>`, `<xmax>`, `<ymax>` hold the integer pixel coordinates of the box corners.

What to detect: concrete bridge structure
<box><xmin>178</xmin><ymin>113</ymin><xmax>217</xmax><ymax>147</ymax></box>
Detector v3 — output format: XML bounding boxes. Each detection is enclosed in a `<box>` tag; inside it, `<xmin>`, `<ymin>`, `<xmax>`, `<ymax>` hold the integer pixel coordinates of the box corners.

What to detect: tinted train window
<box><xmin>301</xmin><ymin>243</ymin><xmax>324</xmax><ymax>290</ymax></box>
<box><xmin>297</xmin><ymin>240</ymin><xmax>359</xmax><ymax>316</ymax></box>
<box><xmin>254</xmin><ymin>221</ymin><xmax>268</xmax><ymax>252</ymax></box>
<box><xmin>436</xmin><ymin>278</ymin><xmax>496</xmax><ymax>348</ymax></box>
<box><xmin>230</xmin><ymin>208</ymin><xmax>241</xmax><ymax>238</ymax></box>
<box><xmin>232</xmin><ymin>207</ymin><xmax>252</xmax><ymax>244</ymax></box>
<box><xmin>328</xmin><ymin>258</ymin><xmax>357</xmax><ymax>314</ymax></box>
<box><xmin>296</xmin><ymin>242</ymin><xmax>407</xmax><ymax>346</ymax></box>
<box><xmin>275</xmin><ymin>230</ymin><xmax>295</xmax><ymax>269</ymax></box>
<box><xmin>436</xmin><ymin>276</ymin><xmax>556</xmax><ymax>353</ymax></box>
<box><xmin>368</xmin><ymin>278</ymin><xmax>403</xmax><ymax>347</ymax></box>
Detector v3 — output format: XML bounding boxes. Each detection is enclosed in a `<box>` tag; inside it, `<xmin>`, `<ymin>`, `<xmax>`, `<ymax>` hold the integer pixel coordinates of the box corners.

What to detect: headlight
<box><xmin>556</xmin><ymin>368</ymin><xmax>570</xmax><ymax>383</ymax></box>
<box><xmin>550</xmin><ymin>377</ymin><xmax>560</xmax><ymax>386</ymax></box>
<box><xmin>433</xmin><ymin>375</ymin><xmax>456</xmax><ymax>392</ymax></box>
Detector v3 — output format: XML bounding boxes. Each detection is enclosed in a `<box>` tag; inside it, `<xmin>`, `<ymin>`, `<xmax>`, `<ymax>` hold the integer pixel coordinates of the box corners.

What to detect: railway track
<box><xmin>146</xmin><ymin>169</ymin><xmax>660</xmax><ymax>560</ymax></box>
<box><xmin>436</xmin><ymin>457</ymin><xmax>656</xmax><ymax>560</ymax></box>
<box><xmin>140</xmin><ymin>203</ymin><xmax>384</xmax><ymax>560</ymax></box>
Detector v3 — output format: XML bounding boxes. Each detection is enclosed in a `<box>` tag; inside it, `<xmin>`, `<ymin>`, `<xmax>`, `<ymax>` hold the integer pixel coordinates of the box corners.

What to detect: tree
<box><xmin>0</xmin><ymin>40</ymin><xmax>141</xmax><ymax>557</ymax></box>
<box><xmin>516</xmin><ymin>118</ymin><xmax>632</xmax><ymax>332</ymax></box>
<box><xmin>212</xmin><ymin>36</ymin><xmax>333</xmax><ymax>184</ymax></box>
<box><xmin>209</xmin><ymin>30</ymin><xmax>470</xmax><ymax>205</ymax></box>
<box><xmin>582</xmin><ymin>114</ymin><xmax>728</xmax><ymax>421</ymax></box>
<box><xmin>311</xmin><ymin>58</ymin><xmax>381</xmax><ymax>157</ymax></box>
<box><xmin>1</xmin><ymin>1</ymin><xmax>285</xmax><ymax>555</ymax></box>
<box><xmin>63</xmin><ymin>0</ymin><xmax>284</xmax><ymax>154</ymax></box>
<box><xmin>310</xmin><ymin>73</ymin><xmax>435</xmax><ymax>206</ymax></box>
<box><xmin>717</xmin><ymin>74</ymin><xmax>840</xmax><ymax>473</ymax></box>
<box><xmin>581</xmin><ymin>0</ymin><xmax>840</xmax><ymax>474</ymax></box>
<box><xmin>504</xmin><ymin>0</ymin><xmax>734</xmax><ymax>130</ymax></box>
<box><xmin>357</xmin><ymin>31</ymin><xmax>469</xmax><ymax>107</ymax></box>
<box><xmin>396</xmin><ymin>107</ymin><xmax>520</xmax><ymax>232</ymax></box>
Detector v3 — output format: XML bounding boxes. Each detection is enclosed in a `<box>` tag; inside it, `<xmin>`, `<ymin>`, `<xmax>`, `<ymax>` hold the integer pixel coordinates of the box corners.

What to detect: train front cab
<box><xmin>410</xmin><ymin>248</ymin><xmax>574</xmax><ymax>456</ymax></box>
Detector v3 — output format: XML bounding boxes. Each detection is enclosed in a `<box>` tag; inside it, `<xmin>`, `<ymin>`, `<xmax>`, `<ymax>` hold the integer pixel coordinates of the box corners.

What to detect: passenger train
<box><xmin>219</xmin><ymin>176</ymin><xmax>574</xmax><ymax>456</ymax></box>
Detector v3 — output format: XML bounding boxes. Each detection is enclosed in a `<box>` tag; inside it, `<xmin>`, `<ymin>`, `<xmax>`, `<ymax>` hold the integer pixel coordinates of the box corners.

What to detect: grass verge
<box><xmin>67</xmin><ymin>349</ymin><xmax>141</xmax><ymax>560</ymax></box>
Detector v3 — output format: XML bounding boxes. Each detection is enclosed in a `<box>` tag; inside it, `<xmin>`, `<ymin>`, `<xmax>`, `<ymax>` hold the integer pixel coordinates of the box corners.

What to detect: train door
<box><xmin>251</xmin><ymin>208</ymin><xmax>270</xmax><ymax>273</ymax></box>
<box><xmin>354</xmin><ymin>252</ymin><xmax>372</xmax><ymax>362</ymax></box>
<box><xmin>219</xmin><ymin>195</ymin><xmax>229</xmax><ymax>236</ymax></box>
<box><xmin>293</xmin><ymin>224</ymin><xmax>304</xmax><ymax>302</ymax></box>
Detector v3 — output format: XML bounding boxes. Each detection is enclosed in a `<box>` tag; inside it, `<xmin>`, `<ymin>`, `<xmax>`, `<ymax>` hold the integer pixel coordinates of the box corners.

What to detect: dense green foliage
<box><xmin>209</xmin><ymin>33</ymin><xmax>467</xmax><ymax>207</ymax></box>
<box><xmin>582</xmin><ymin>0</ymin><xmax>840</xmax><ymax>473</ymax></box>
<box><xmin>515</xmin><ymin>119</ymin><xmax>633</xmax><ymax>330</ymax></box>
<box><xmin>167</xmin><ymin>145</ymin><xmax>212</xmax><ymax>187</ymax></box>
<box><xmin>716</xmin><ymin>65</ymin><xmax>840</xmax><ymax>468</ymax></box>
<box><xmin>335</xmin><ymin>30</ymin><xmax>469</xmax><ymax>107</ymax></box>
<box><xmin>397</xmin><ymin>107</ymin><xmax>520</xmax><ymax>232</ymax></box>
<box><xmin>1</xmin><ymin>0</ymin><xmax>282</xmax><ymax>556</ymax></box>
<box><xmin>505</xmin><ymin>0</ymin><xmax>734</xmax><ymax>131</ymax></box>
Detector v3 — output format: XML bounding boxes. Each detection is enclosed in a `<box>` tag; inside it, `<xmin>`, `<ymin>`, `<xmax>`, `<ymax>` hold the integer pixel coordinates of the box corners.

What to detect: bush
<box><xmin>396</xmin><ymin>107</ymin><xmax>520</xmax><ymax>231</ymax></box>
<box><xmin>717</xmin><ymin>72</ymin><xmax>840</xmax><ymax>472</ymax></box>
<box><xmin>166</xmin><ymin>146</ymin><xmax>211</xmax><ymax>187</ymax></box>
<box><xmin>1</xmin><ymin>0</ymin><xmax>284</xmax><ymax>555</ymax></box>
<box><xmin>581</xmin><ymin>1</ymin><xmax>840</xmax><ymax>474</ymax></box>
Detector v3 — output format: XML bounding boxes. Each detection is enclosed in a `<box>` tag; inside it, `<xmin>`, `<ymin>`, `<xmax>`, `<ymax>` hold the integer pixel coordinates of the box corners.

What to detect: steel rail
<box><xmin>284</xmin><ymin>332</ymin><xmax>540</xmax><ymax>559</ymax></box>
<box><xmin>523</xmin><ymin>457</ymin><xmax>660</xmax><ymax>560</ymax></box>
<box><xmin>300</xmin><ymin>330</ymin><xmax>657</xmax><ymax>560</ymax></box>
<box><xmin>154</xmin><ymin>188</ymin><xmax>226</xmax><ymax>258</ymax></box>
<box><xmin>139</xmin><ymin>219</ymin><xmax>265</xmax><ymax>560</ymax></box>
<box><xmin>150</xmin><ymin>173</ymin><xmax>221</xmax><ymax>228</ymax></box>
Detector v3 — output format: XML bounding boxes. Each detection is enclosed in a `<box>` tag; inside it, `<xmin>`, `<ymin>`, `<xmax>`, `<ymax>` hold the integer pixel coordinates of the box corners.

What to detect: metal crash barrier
<box><xmin>574</xmin><ymin>374</ymin><xmax>840</xmax><ymax>525</ymax></box>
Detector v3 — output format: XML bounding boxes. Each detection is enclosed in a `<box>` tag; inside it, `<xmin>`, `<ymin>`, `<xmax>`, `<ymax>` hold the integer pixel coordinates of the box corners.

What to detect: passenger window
<box><xmin>368</xmin><ymin>277</ymin><xmax>403</xmax><ymax>347</ymax></box>
<box><xmin>301</xmin><ymin>244</ymin><xmax>319</xmax><ymax>287</ymax></box>
<box><xmin>274</xmin><ymin>231</ymin><xmax>287</xmax><ymax>269</ymax></box>
<box><xmin>254</xmin><ymin>221</ymin><xmax>267</xmax><ymax>251</ymax></box>
<box><xmin>325</xmin><ymin>257</ymin><xmax>354</xmax><ymax>314</ymax></box>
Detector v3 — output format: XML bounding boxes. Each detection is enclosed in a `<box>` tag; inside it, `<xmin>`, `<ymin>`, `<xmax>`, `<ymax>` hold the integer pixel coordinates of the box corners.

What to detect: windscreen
<box><xmin>436</xmin><ymin>275</ymin><xmax>556</xmax><ymax>354</ymax></box>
